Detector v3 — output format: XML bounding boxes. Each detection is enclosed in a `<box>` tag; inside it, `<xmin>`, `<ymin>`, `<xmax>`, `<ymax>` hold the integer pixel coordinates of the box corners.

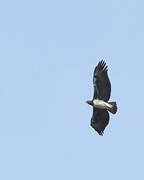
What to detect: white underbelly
<box><xmin>93</xmin><ymin>99</ymin><xmax>112</xmax><ymax>109</ymax></box>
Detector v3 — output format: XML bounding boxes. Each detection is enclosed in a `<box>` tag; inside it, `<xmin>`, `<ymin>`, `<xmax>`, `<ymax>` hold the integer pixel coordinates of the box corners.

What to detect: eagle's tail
<box><xmin>108</xmin><ymin>102</ymin><xmax>117</xmax><ymax>114</ymax></box>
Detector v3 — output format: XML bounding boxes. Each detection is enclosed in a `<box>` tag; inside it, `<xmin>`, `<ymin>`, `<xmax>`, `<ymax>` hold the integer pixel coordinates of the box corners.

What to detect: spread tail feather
<box><xmin>108</xmin><ymin>102</ymin><xmax>117</xmax><ymax>114</ymax></box>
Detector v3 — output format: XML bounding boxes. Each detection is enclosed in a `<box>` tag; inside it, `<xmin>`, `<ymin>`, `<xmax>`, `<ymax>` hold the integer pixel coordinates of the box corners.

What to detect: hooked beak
<box><xmin>86</xmin><ymin>100</ymin><xmax>93</xmax><ymax>106</ymax></box>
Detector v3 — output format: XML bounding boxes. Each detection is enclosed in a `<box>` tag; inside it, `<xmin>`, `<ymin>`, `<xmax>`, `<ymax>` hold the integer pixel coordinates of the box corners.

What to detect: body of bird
<box><xmin>93</xmin><ymin>99</ymin><xmax>112</xmax><ymax>109</ymax></box>
<box><xmin>86</xmin><ymin>60</ymin><xmax>117</xmax><ymax>135</ymax></box>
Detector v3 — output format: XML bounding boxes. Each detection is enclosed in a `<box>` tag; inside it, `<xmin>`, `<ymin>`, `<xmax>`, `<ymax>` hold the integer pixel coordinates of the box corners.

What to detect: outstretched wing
<box><xmin>93</xmin><ymin>60</ymin><xmax>111</xmax><ymax>102</ymax></box>
<box><xmin>91</xmin><ymin>108</ymin><xmax>109</xmax><ymax>135</ymax></box>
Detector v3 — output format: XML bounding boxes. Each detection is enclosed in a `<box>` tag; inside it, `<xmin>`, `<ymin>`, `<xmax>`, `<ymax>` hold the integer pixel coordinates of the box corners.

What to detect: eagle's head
<box><xmin>86</xmin><ymin>100</ymin><xmax>93</xmax><ymax>106</ymax></box>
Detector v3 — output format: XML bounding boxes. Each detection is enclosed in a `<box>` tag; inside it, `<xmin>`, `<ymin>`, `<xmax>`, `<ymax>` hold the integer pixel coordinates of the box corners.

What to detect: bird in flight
<box><xmin>86</xmin><ymin>60</ymin><xmax>117</xmax><ymax>135</ymax></box>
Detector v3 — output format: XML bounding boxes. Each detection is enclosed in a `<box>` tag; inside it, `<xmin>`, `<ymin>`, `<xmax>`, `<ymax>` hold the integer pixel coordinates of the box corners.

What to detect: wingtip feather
<box><xmin>96</xmin><ymin>60</ymin><xmax>108</xmax><ymax>72</ymax></box>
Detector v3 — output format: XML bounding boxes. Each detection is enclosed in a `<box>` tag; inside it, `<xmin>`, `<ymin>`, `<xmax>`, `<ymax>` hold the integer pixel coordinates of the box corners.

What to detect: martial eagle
<box><xmin>86</xmin><ymin>60</ymin><xmax>117</xmax><ymax>135</ymax></box>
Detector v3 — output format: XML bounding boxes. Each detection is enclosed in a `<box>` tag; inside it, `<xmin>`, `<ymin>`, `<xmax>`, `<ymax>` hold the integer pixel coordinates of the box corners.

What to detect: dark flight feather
<box><xmin>93</xmin><ymin>60</ymin><xmax>111</xmax><ymax>102</ymax></box>
<box><xmin>91</xmin><ymin>108</ymin><xmax>109</xmax><ymax>135</ymax></box>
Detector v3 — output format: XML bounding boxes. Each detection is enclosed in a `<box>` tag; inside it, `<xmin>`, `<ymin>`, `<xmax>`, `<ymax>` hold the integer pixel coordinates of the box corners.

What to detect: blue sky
<box><xmin>0</xmin><ymin>0</ymin><xmax>144</xmax><ymax>179</ymax></box>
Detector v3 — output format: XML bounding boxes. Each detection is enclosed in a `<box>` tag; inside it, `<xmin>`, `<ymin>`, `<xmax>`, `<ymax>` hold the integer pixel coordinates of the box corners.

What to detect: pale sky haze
<box><xmin>0</xmin><ymin>0</ymin><xmax>144</xmax><ymax>179</ymax></box>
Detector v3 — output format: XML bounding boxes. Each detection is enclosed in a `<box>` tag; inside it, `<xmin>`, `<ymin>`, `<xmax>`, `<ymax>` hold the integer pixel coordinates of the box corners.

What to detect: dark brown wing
<box><xmin>93</xmin><ymin>60</ymin><xmax>111</xmax><ymax>101</ymax></box>
<box><xmin>91</xmin><ymin>108</ymin><xmax>109</xmax><ymax>135</ymax></box>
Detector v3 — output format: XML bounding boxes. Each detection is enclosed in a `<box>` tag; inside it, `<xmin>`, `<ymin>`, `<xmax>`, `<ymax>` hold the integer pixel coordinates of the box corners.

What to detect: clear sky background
<box><xmin>0</xmin><ymin>0</ymin><xmax>144</xmax><ymax>179</ymax></box>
